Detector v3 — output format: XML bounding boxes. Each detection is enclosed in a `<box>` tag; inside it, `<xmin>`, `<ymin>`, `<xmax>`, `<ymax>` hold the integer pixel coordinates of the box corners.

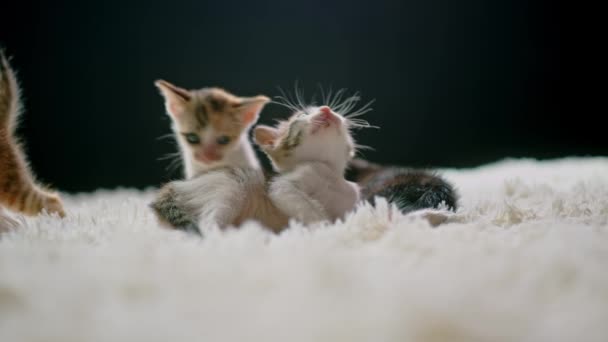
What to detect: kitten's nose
<box><xmin>319</xmin><ymin>106</ymin><xmax>332</xmax><ymax>115</ymax></box>
<box><xmin>318</xmin><ymin>106</ymin><xmax>339</xmax><ymax>123</ymax></box>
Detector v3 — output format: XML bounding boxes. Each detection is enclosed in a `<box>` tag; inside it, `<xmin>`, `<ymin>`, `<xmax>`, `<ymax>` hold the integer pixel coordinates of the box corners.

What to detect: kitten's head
<box><xmin>254</xmin><ymin>105</ymin><xmax>357</xmax><ymax>173</ymax></box>
<box><xmin>155</xmin><ymin>80</ymin><xmax>269</xmax><ymax>166</ymax></box>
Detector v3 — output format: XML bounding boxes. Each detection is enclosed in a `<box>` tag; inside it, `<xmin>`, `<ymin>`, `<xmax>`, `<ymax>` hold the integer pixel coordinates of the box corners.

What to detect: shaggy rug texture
<box><xmin>1</xmin><ymin>158</ymin><xmax>607</xmax><ymax>342</ymax></box>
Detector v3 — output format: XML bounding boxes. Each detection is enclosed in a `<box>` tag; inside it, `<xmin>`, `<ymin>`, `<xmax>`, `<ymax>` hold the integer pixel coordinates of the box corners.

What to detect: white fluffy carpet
<box><xmin>1</xmin><ymin>158</ymin><xmax>607</xmax><ymax>342</ymax></box>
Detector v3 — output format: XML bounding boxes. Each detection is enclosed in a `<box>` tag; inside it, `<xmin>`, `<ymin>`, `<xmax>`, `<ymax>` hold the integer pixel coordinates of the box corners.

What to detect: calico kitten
<box><xmin>155</xmin><ymin>80</ymin><xmax>269</xmax><ymax>178</ymax></box>
<box><xmin>151</xmin><ymin>82</ymin><xmax>278</xmax><ymax>231</ymax></box>
<box><xmin>0</xmin><ymin>51</ymin><xmax>65</xmax><ymax>221</ymax></box>
<box><xmin>347</xmin><ymin>158</ymin><xmax>458</xmax><ymax>214</ymax></box>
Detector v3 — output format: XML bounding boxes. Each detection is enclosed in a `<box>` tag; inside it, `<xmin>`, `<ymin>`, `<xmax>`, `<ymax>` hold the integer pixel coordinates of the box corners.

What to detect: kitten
<box><xmin>253</xmin><ymin>105</ymin><xmax>361</xmax><ymax>224</ymax></box>
<box><xmin>155</xmin><ymin>80</ymin><xmax>269</xmax><ymax>178</ymax></box>
<box><xmin>346</xmin><ymin>158</ymin><xmax>458</xmax><ymax>214</ymax></box>
<box><xmin>151</xmin><ymin>82</ymin><xmax>277</xmax><ymax>231</ymax></box>
<box><xmin>0</xmin><ymin>51</ymin><xmax>65</xmax><ymax>222</ymax></box>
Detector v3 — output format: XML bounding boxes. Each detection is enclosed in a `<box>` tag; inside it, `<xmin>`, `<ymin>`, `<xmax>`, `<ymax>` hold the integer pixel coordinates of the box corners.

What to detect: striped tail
<box><xmin>0</xmin><ymin>49</ymin><xmax>20</xmax><ymax>134</ymax></box>
<box><xmin>0</xmin><ymin>50</ymin><xmax>65</xmax><ymax>218</ymax></box>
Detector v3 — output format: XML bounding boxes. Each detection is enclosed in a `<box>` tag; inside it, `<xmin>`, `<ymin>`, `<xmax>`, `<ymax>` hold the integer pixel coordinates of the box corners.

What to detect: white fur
<box><xmin>0</xmin><ymin>207</ymin><xmax>20</xmax><ymax>233</ymax></box>
<box><xmin>259</xmin><ymin>106</ymin><xmax>359</xmax><ymax>225</ymax></box>
<box><xmin>269</xmin><ymin>162</ymin><xmax>358</xmax><ymax>224</ymax></box>
<box><xmin>1</xmin><ymin>158</ymin><xmax>607</xmax><ymax>341</ymax></box>
<box><xmin>171</xmin><ymin>167</ymin><xmax>264</xmax><ymax>229</ymax></box>
<box><xmin>179</xmin><ymin>133</ymin><xmax>260</xmax><ymax>178</ymax></box>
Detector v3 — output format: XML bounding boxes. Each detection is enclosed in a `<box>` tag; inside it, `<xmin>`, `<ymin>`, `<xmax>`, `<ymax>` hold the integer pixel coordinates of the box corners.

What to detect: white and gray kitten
<box><xmin>253</xmin><ymin>105</ymin><xmax>361</xmax><ymax>224</ymax></box>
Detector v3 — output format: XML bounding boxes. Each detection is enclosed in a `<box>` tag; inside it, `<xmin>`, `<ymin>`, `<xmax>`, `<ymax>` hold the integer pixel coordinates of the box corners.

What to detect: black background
<box><xmin>0</xmin><ymin>0</ymin><xmax>603</xmax><ymax>192</ymax></box>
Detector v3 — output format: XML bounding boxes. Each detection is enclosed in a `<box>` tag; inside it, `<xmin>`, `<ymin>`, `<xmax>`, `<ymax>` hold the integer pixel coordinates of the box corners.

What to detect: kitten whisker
<box><xmin>275</xmin><ymin>85</ymin><xmax>308</xmax><ymax>113</ymax></box>
<box><xmin>333</xmin><ymin>92</ymin><xmax>360</xmax><ymax>113</ymax></box>
<box><xmin>275</xmin><ymin>85</ymin><xmax>376</xmax><ymax>132</ymax></box>
<box><xmin>294</xmin><ymin>81</ymin><xmax>308</xmax><ymax>112</ymax></box>
<box><xmin>276</xmin><ymin>89</ymin><xmax>297</xmax><ymax>108</ymax></box>
<box><xmin>318</xmin><ymin>83</ymin><xmax>328</xmax><ymax>106</ymax></box>
<box><xmin>156</xmin><ymin>133</ymin><xmax>176</xmax><ymax>141</ymax></box>
<box><xmin>343</xmin><ymin>98</ymin><xmax>375</xmax><ymax>117</ymax></box>
<box><xmin>276</xmin><ymin>87</ymin><xmax>296</xmax><ymax>108</ymax></box>
<box><xmin>157</xmin><ymin>152</ymin><xmax>183</xmax><ymax>173</ymax></box>
<box><xmin>354</xmin><ymin>143</ymin><xmax>375</xmax><ymax>151</ymax></box>
<box><xmin>344</xmin><ymin>101</ymin><xmax>375</xmax><ymax>123</ymax></box>
<box><xmin>272</xmin><ymin>97</ymin><xmax>300</xmax><ymax>112</ymax></box>
<box><xmin>157</xmin><ymin>151</ymin><xmax>181</xmax><ymax>161</ymax></box>
<box><xmin>166</xmin><ymin>158</ymin><xmax>182</xmax><ymax>173</ymax></box>
<box><xmin>345</xmin><ymin>108</ymin><xmax>373</xmax><ymax>118</ymax></box>
<box><xmin>328</xmin><ymin>88</ymin><xmax>347</xmax><ymax>109</ymax></box>
<box><xmin>324</xmin><ymin>86</ymin><xmax>335</xmax><ymax>107</ymax></box>
<box><xmin>347</xmin><ymin>118</ymin><xmax>378</xmax><ymax>130</ymax></box>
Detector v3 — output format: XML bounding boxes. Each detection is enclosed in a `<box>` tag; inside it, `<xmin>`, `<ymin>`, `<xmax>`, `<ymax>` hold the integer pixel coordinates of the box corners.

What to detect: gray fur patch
<box><xmin>150</xmin><ymin>185</ymin><xmax>201</xmax><ymax>234</ymax></box>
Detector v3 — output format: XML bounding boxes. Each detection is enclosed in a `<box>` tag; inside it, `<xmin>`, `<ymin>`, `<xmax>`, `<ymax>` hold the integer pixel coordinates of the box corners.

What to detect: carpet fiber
<box><xmin>1</xmin><ymin>158</ymin><xmax>607</xmax><ymax>342</ymax></box>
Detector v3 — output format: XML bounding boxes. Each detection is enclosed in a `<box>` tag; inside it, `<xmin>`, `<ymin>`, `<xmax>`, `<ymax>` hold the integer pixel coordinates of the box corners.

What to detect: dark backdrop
<box><xmin>0</xmin><ymin>0</ymin><xmax>601</xmax><ymax>192</ymax></box>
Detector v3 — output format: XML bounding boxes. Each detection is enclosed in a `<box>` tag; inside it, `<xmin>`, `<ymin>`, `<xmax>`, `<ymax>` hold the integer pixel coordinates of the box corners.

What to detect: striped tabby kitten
<box><xmin>0</xmin><ymin>51</ymin><xmax>65</xmax><ymax>226</ymax></box>
<box><xmin>155</xmin><ymin>80</ymin><xmax>269</xmax><ymax>178</ymax></box>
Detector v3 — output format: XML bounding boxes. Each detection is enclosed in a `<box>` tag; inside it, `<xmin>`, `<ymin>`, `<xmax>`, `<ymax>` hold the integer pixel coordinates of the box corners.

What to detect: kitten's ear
<box><xmin>155</xmin><ymin>80</ymin><xmax>191</xmax><ymax>117</ymax></box>
<box><xmin>235</xmin><ymin>95</ymin><xmax>270</xmax><ymax>126</ymax></box>
<box><xmin>253</xmin><ymin>125</ymin><xmax>278</xmax><ymax>149</ymax></box>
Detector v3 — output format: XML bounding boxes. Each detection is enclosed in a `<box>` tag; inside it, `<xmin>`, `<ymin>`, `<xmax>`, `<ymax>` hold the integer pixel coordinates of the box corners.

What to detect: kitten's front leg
<box><xmin>151</xmin><ymin>176</ymin><xmax>241</xmax><ymax>233</ymax></box>
<box><xmin>269</xmin><ymin>178</ymin><xmax>329</xmax><ymax>225</ymax></box>
<box><xmin>172</xmin><ymin>168</ymin><xmax>248</xmax><ymax>230</ymax></box>
<box><xmin>150</xmin><ymin>183</ymin><xmax>200</xmax><ymax>234</ymax></box>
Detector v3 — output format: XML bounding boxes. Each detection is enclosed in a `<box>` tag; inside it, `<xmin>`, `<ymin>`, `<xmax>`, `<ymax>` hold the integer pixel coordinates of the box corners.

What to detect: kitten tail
<box><xmin>0</xmin><ymin>50</ymin><xmax>66</xmax><ymax>218</ymax></box>
<box><xmin>348</xmin><ymin>158</ymin><xmax>458</xmax><ymax>214</ymax></box>
<box><xmin>0</xmin><ymin>50</ymin><xmax>20</xmax><ymax>133</ymax></box>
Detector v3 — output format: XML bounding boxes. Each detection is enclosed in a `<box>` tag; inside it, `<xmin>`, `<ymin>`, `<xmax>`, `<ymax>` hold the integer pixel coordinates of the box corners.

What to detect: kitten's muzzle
<box><xmin>195</xmin><ymin>146</ymin><xmax>222</xmax><ymax>163</ymax></box>
<box><xmin>311</xmin><ymin>106</ymin><xmax>342</xmax><ymax>132</ymax></box>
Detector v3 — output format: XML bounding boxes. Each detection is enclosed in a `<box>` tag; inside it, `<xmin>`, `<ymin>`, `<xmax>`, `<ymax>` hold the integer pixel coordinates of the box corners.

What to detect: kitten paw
<box><xmin>42</xmin><ymin>193</ymin><xmax>66</xmax><ymax>218</ymax></box>
<box><xmin>150</xmin><ymin>184</ymin><xmax>198</xmax><ymax>230</ymax></box>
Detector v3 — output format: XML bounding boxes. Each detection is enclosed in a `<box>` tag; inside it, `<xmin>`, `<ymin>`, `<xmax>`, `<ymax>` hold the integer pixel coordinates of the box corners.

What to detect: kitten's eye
<box><xmin>183</xmin><ymin>133</ymin><xmax>200</xmax><ymax>144</ymax></box>
<box><xmin>216</xmin><ymin>135</ymin><xmax>231</xmax><ymax>145</ymax></box>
